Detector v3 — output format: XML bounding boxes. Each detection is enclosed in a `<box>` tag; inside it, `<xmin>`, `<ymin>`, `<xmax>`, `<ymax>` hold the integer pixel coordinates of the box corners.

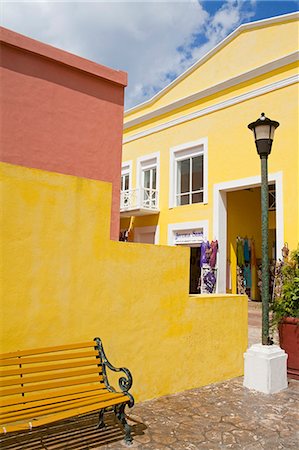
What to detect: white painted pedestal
<box><xmin>243</xmin><ymin>344</ymin><xmax>288</xmax><ymax>394</ymax></box>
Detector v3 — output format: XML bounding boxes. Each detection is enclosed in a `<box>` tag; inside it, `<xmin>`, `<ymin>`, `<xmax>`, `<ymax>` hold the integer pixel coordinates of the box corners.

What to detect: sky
<box><xmin>1</xmin><ymin>1</ymin><xmax>298</xmax><ymax>109</ymax></box>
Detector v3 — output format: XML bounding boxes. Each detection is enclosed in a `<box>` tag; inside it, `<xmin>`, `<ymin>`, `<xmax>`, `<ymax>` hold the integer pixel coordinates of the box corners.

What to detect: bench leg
<box><xmin>116</xmin><ymin>404</ymin><xmax>132</xmax><ymax>445</ymax></box>
<box><xmin>96</xmin><ymin>408</ymin><xmax>106</xmax><ymax>429</ymax></box>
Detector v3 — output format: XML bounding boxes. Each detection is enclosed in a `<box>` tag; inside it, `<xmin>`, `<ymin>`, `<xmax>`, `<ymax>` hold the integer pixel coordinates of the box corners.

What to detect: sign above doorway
<box><xmin>174</xmin><ymin>230</ymin><xmax>204</xmax><ymax>245</ymax></box>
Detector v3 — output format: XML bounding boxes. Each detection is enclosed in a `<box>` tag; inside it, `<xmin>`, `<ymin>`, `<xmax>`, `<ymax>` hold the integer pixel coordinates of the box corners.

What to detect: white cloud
<box><xmin>1</xmin><ymin>1</ymin><xmax>257</xmax><ymax>108</ymax></box>
<box><xmin>190</xmin><ymin>0</ymin><xmax>257</xmax><ymax>63</ymax></box>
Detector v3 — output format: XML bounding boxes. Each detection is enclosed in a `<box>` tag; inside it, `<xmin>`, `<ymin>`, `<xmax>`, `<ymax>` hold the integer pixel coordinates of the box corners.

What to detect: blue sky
<box><xmin>1</xmin><ymin>1</ymin><xmax>298</xmax><ymax>109</ymax></box>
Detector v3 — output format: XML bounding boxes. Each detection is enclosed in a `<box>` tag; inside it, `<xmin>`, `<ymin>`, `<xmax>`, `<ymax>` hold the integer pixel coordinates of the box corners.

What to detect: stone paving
<box><xmin>2</xmin><ymin>378</ymin><xmax>298</xmax><ymax>450</ymax></box>
<box><xmin>2</xmin><ymin>306</ymin><xmax>298</xmax><ymax>450</ymax></box>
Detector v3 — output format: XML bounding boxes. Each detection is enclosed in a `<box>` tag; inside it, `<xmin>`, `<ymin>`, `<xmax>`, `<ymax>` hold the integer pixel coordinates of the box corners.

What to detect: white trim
<box><xmin>123</xmin><ymin>75</ymin><xmax>298</xmax><ymax>144</ymax></box>
<box><xmin>274</xmin><ymin>172</ymin><xmax>284</xmax><ymax>257</ymax></box>
<box><xmin>125</xmin><ymin>12</ymin><xmax>299</xmax><ymax>116</ymax></box>
<box><xmin>136</xmin><ymin>152</ymin><xmax>160</xmax><ymax>209</ymax></box>
<box><xmin>213</xmin><ymin>172</ymin><xmax>284</xmax><ymax>293</ymax></box>
<box><xmin>134</xmin><ymin>225</ymin><xmax>160</xmax><ymax>245</ymax></box>
<box><xmin>121</xmin><ymin>160</ymin><xmax>133</xmax><ymax>190</ymax></box>
<box><xmin>168</xmin><ymin>220</ymin><xmax>209</xmax><ymax>246</ymax></box>
<box><xmin>124</xmin><ymin>52</ymin><xmax>299</xmax><ymax>129</ymax></box>
<box><xmin>169</xmin><ymin>138</ymin><xmax>208</xmax><ymax>208</ymax></box>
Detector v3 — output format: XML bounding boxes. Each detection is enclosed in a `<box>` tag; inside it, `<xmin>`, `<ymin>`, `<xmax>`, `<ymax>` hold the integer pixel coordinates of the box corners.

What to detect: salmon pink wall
<box><xmin>0</xmin><ymin>27</ymin><xmax>127</xmax><ymax>240</ymax></box>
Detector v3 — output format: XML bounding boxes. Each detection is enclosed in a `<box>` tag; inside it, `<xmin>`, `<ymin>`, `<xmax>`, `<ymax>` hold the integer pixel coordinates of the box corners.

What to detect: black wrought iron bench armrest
<box><xmin>94</xmin><ymin>337</ymin><xmax>134</xmax><ymax>407</ymax></box>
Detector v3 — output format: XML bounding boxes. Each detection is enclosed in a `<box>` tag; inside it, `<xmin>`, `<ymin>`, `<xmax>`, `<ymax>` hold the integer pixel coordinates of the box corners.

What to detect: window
<box><xmin>142</xmin><ymin>166</ymin><xmax>157</xmax><ymax>207</ymax></box>
<box><xmin>177</xmin><ymin>154</ymin><xmax>203</xmax><ymax>205</ymax></box>
<box><xmin>169</xmin><ymin>138</ymin><xmax>207</xmax><ymax>208</ymax></box>
<box><xmin>137</xmin><ymin>153</ymin><xmax>160</xmax><ymax>209</ymax></box>
<box><xmin>121</xmin><ymin>173</ymin><xmax>130</xmax><ymax>192</ymax></box>
<box><xmin>120</xmin><ymin>161</ymin><xmax>132</xmax><ymax>208</ymax></box>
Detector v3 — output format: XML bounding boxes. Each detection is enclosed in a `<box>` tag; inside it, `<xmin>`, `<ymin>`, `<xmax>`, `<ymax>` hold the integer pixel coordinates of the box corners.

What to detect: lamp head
<box><xmin>248</xmin><ymin>113</ymin><xmax>279</xmax><ymax>158</ymax></box>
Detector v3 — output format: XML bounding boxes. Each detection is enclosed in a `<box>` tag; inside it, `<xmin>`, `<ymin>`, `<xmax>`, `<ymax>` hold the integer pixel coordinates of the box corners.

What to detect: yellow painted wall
<box><xmin>122</xmin><ymin>82</ymin><xmax>298</xmax><ymax>250</ymax></box>
<box><xmin>1</xmin><ymin>162</ymin><xmax>247</xmax><ymax>402</ymax></box>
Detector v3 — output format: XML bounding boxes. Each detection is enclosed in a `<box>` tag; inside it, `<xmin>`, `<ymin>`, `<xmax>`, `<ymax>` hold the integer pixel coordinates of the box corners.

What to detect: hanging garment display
<box><xmin>243</xmin><ymin>263</ymin><xmax>252</xmax><ymax>289</ymax></box>
<box><xmin>236</xmin><ymin>236</ymin><xmax>257</xmax><ymax>297</ymax></box>
<box><xmin>197</xmin><ymin>239</ymin><xmax>218</xmax><ymax>294</ymax></box>
<box><xmin>200</xmin><ymin>241</ymin><xmax>211</xmax><ymax>267</ymax></box>
<box><xmin>244</xmin><ymin>238</ymin><xmax>250</xmax><ymax>263</ymax></box>
<box><xmin>236</xmin><ymin>237</ymin><xmax>245</xmax><ymax>267</ymax></box>
<box><xmin>210</xmin><ymin>240</ymin><xmax>218</xmax><ymax>268</ymax></box>
<box><xmin>201</xmin><ymin>264</ymin><xmax>217</xmax><ymax>294</ymax></box>
<box><xmin>237</xmin><ymin>266</ymin><xmax>246</xmax><ymax>294</ymax></box>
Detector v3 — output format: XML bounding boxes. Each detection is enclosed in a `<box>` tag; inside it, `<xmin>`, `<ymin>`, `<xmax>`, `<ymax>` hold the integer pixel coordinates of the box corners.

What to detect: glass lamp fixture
<box><xmin>248</xmin><ymin>112</ymin><xmax>279</xmax><ymax>158</ymax></box>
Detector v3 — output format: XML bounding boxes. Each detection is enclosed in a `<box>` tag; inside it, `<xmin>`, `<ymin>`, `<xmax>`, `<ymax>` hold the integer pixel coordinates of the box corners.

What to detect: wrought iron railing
<box><xmin>120</xmin><ymin>188</ymin><xmax>159</xmax><ymax>212</ymax></box>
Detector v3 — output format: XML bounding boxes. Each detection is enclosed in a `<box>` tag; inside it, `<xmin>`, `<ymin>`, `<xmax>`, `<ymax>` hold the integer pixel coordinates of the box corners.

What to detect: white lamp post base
<box><xmin>243</xmin><ymin>344</ymin><xmax>288</xmax><ymax>394</ymax></box>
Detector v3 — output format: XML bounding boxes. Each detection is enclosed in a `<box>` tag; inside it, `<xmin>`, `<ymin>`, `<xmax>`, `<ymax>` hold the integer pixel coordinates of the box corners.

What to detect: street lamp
<box><xmin>248</xmin><ymin>113</ymin><xmax>279</xmax><ymax>345</ymax></box>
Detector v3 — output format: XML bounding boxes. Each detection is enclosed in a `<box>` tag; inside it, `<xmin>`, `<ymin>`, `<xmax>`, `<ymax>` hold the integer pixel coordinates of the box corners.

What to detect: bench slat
<box><xmin>1</xmin><ymin>391</ymin><xmax>126</xmax><ymax>423</ymax></box>
<box><xmin>0</xmin><ymin>358</ymin><xmax>101</xmax><ymax>377</ymax></box>
<box><xmin>0</xmin><ymin>367</ymin><xmax>103</xmax><ymax>388</ymax></box>
<box><xmin>0</xmin><ymin>375</ymin><xmax>104</xmax><ymax>397</ymax></box>
<box><xmin>1</xmin><ymin>384</ymin><xmax>105</xmax><ymax>408</ymax></box>
<box><xmin>0</xmin><ymin>339</ymin><xmax>133</xmax><ymax>440</ymax></box>
<box><xmin>0</xmin><ymin>350</ymin><xmax>99</xmax><ymax>367</ymax></box>
<box><xmin>0</xmin><ymin>342</ymin><xmax>96</xmax><ymax>360</ymax></box>
<box><xmin>0</xmin><ymin>395</ymin><xmax>130</xmax><ymax>434</ymax></box>
<box><xmin>0</xmin><ymin>388</ymin><xmax>106</xmax><ymax>415</ymax></box>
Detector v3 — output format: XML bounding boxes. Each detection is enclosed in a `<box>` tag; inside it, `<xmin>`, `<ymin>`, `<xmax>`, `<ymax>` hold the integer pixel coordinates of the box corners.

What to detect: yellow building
<box><xmin>121</xmin><ymin>12</ymin><xmax>299</xmax><ymax>297</ymax></box>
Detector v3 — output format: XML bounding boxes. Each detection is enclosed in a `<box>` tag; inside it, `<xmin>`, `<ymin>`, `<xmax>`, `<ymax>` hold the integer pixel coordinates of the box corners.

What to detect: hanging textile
<box><xmin>201</xmin><ymin>264</ymin><xmax>217</xmax><ymax>294</ymax></box>
<box><xmin>200</xmin><ymin>241</ymin><xmax>211</xmax><ymax>267</ymax></box>
<box><xmin>243</xmin><ymin>264</ymin><xmax>252</xmax><ymax>288</ymax></box>
<box><xmin>250</xmin><ymin>239</ymin><xmax>258</xmax><ymax>300</ymax></box>
<box><xmin>236</xmin><ymin>237</ymin><xmax>244</xmax><ymax>267</ymax></box>
<box><xmin>210</xmin><ymin>240</ymin><xmax>218</xmax><ymax>268</ymax></box>
<box><xmin>244</xmin><ymin>238</ymin><xmax>250</xmax><ymax>263</ymax></box>
<box><xmin>237</xmin><ymin>266</ymin><xmax>246</xmax><ymax>294</ymax></box>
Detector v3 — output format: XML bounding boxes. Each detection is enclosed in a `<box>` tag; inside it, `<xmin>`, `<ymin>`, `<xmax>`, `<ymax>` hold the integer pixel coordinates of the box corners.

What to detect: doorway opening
<box><xmin>213</xmin><ymin>172</ymin><xmax>283</xmax><ymax>294</ymax></box>
<box><xmin>168</xmin><ymin>220</ymin><xmax>210</xmax><ymax>295</ymax></box>
<box><xmin>226</xmin><ymin>184</ymin><xmax>276</xmax><ymax>299</ymax></box>
<box><xmin>189</xmin><ymin>246</ymin><xmax>201</xmax><ymax>294</ymax></box>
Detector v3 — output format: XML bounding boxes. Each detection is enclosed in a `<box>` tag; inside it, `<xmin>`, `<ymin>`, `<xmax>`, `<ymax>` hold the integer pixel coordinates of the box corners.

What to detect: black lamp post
<box><xmin>248</xmin><ymin>113</ymin><xmax>279</xmax><ymax>345</ymax></box>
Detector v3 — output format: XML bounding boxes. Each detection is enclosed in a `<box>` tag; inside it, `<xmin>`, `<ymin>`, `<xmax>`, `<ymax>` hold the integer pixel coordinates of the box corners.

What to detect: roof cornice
<box><xmin>125</xmin><ymin>11</ymin><xmax>299</xmax><ymax>117</ymax></box>
<box><xmin>123</xmin><ymin>74</ymin><xmax>298</xmax><ymax>144</ymax></box>
<box><xmin>124</xmin><ymin>51</ymin><xmax>298</xmax><ymax>130</ymax></box>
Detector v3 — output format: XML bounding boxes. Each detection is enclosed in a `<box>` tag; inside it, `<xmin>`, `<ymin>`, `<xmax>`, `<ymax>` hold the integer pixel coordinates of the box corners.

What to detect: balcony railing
<box><xmin>120</xmin><ymin>188</ymin><xmax>159</xmax><ymax>215</ymax></box>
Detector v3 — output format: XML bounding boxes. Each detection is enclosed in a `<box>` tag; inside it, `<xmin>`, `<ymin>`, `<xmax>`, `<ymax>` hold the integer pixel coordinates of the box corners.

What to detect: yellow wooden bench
<box><xmin>0</xmin><ymin>338</ymin><xmax>134</xmax><ymax>444</ymax></box>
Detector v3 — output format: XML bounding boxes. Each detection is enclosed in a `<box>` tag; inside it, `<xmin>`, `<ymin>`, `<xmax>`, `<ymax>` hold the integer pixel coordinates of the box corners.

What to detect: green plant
<box><xmin>271</xmin><ymin>245</ymin><xmax>299</xmax><ymax>328</ymax></box>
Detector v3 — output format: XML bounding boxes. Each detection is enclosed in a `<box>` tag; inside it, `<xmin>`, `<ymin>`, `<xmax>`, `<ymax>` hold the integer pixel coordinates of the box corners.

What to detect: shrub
<box><xmin>271</xmin><ymin>245</ymin><xmax>299</xmax><ymax>328</ymax></box>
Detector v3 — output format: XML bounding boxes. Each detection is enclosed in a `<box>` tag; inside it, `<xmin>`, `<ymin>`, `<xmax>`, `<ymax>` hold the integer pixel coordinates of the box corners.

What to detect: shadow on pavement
<box><xmin>1</xmin><ymin>412</ymin><xmax>147</xmax><ymax>450</ymax></box>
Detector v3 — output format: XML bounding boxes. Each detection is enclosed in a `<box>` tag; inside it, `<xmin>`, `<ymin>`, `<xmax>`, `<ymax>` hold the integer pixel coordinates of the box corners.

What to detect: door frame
<box><xmin>213</xmin><ymin>171</ymin><xmax>283</xmax><ymax>293</ymax></box>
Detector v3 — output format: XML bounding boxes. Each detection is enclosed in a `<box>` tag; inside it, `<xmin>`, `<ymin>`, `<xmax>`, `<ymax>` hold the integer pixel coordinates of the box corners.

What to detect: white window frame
<box><xmin>136</xmin><ymin>152</ymin><xmax>160</xmax><ymax>209</ymax></box>
<box><xmin>169</xmin><ymin>138</ymin><xmax>208</xmax><ymax>208</ymax></box>
<box><xmin>121</xmin><ymin>161</ymin><xmax>132</xmax><ymax>192</ymax></box>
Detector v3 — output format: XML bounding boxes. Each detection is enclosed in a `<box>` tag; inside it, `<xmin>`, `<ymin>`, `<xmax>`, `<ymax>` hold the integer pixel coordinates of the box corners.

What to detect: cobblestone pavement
<box><xmin>2</xmin><ymin>377</ymin><xmax>298</xmax><ymax>450</ymax></box>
